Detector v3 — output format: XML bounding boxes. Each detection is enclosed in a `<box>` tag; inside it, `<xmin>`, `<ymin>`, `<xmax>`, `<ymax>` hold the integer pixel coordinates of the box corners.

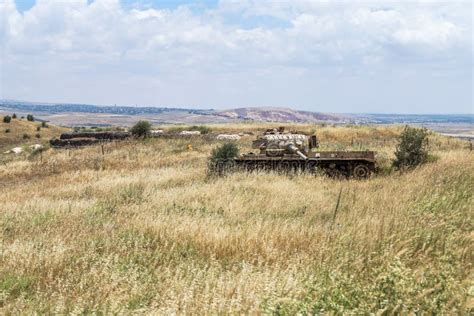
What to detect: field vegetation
<box><xmin>0</xmin><ymin>123</ymin><xmax>472</xmax><ymax>313</ymax></box>
<box><xmin>0</xmin><ymin>117</ymin><xmax>69</xmax><ymax>153</ymax></box>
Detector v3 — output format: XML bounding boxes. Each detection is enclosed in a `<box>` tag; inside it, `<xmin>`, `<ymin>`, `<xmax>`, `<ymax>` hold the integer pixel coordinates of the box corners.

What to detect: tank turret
<box><xmin>251</xmin><ymin>127</ymin><xmax>317</xmax><ymax>159</ymax></box>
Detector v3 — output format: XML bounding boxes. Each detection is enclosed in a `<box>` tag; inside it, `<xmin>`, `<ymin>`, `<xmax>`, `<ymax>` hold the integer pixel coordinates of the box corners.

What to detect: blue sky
<box><xmin>1</xmin><ymin>0</ymin><xmax>473</xmax><ymax>114</ymax></box>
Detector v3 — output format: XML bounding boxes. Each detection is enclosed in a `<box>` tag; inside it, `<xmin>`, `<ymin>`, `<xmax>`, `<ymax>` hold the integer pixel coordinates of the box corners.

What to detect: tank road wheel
<box><xmin>244</xmin><ymin>161</ymin><xmax>255</xmax><ymax>171</ymax></box>
<box><xmin>256</xmin><ymin>161</ymin><xmax>267</xmax><ymax>170</ymax></box>
<box><xmin>305</xmin><ymin>161</ymin><xmax>316</xmax><ymax>172</ymax></box>
<box><xmin>278</xmin><ymin>160</ymin><xmax>291</xmax><ymax>172</ymax></box>
<box><xmin>291</xmin><ymin>161</ymin><xmax>301</xmax><ymax>172</ymax></box>
<box><xmin>353</xmin><ymin>164</ymin><xmax>370</xmax><ymax>179</ymax></box>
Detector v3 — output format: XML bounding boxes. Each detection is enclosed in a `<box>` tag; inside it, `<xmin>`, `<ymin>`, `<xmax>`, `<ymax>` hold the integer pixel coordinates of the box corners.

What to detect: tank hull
<box><xmin>234</xmin><ymin>151</ymin><xmax>376</xmax><ymax>178</ymax></box>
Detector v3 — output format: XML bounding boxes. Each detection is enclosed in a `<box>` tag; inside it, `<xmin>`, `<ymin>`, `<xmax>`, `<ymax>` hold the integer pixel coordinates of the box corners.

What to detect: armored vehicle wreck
<box><xmin>234</xmin><ymin>127</ymin><xmax>375</xmax><ymax>178</ymax></box>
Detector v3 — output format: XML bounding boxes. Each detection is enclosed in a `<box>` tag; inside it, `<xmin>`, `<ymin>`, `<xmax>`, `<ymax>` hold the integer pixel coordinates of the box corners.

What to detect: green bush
<box><xmin>208</xmin><ymin>143</ymin><xmax>239</xmax><ymax>175</ymax></box>
<box><xmin>190</xmin><ymin>125</ymin><xmax>211</xmax><ymax>134</ymax></box>
<box><xmin>41</xmin><ymin>121</ymin><xmax>48</xmax><ymax>128</ymax></box>
<box><xmin>12</xmin><ymin>113</ymin><xmax>17</xmax><ymax>119</ymax></box>
<box><xmin>130</xmin><ymin>120</ymin><xmax>151</xmax><ymax>138</ymax></box>
<box><xmin>36</xmin><ymin>126</ymin><xmax>41</xmax><ymax>131</ymax></box>
<box><xmin>3</xmin><ymin>115</ymin><xmax>11</xmax><ymax>123</ymax></box>
<box><xmin>393</xmin><ymin>126</ymin><xmax>429</xmax><ymax>170</ymax></box>
<box><xmin>26</xmin><ymin>114</ymin><xmax>34</xmax><ymax>121</ymax></box>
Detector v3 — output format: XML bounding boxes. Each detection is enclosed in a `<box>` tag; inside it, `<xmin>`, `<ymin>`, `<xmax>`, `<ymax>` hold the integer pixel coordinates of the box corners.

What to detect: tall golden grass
<box><xmin>0</xmin><ymin>124</ymin><xmax>472</xmax><ymax>313</ymax></box>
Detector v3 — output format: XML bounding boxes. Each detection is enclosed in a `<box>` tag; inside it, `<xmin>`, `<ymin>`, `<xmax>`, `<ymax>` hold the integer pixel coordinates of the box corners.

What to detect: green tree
<box><xmin>26</xmin><ymin>114</ymin><xmax>34</xmax><ymax>121</ymax></box>
<box><xmin>12</xmin><ymin>113</ymin><xmax>17</xmax><ymax>119</ymax></box>
<box><xmin>130</xmin><ymin>120</ymin><xmax>151</xmax><ymax>138</ymax></box>
<box><xmin>393</xmin><ymin>126</ymin><xmax>429</xmax><ymax>170</ymax></box>
<box><xmin>208</xmin><ymin>143</ymin><xmax>239</xmax><ymax>175</ymax></box>
<box><xmin>3</xmin><ymin>115</ymin><xmax>12</xmax><ymax>123</ymax></box>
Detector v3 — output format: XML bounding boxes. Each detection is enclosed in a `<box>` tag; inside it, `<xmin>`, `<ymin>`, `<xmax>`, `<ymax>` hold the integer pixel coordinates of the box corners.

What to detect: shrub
<box><xmin>3</xmin><ymin>115</ymin><xmax>11</xmax><ymax>123</ymax></box>
<box><xmin>12</xmin><ymin>113</ymin><xmax>17</xmax><ymax>119</ymax></box>
<box><xmin>393</xmin><ymin>126</ymin><xmax>429</xmax><ymax>170</ymax></box>
<box><xmin>5</xmin><ymin>129</ymin><xmax>10</xmax><ymax>133</ymax></box>
<box><xmin>41</xmin><ymin>121</ymin><xmax>48</xmax><ymax>128</ymax></box>
<box><xmin>208</xmin><ymin>143</ymin><xmax>239</xmax><ymax>176</ymax></box>
<box><xmin>36</xmin><ymin>126</ymin><xmax>41</xmax><ymax>131</ymax></box>
<box><xmin>26</xmin><ymin>114</ymin><xmax>34</xmax><ymax>121</ymax></box>
<box><xmin>190</xmin><ymin>125</ymin><xmax>211</xmax><ymax>134</ymax></box>
<box><xmin>130</xmin><ymin>120</ymin><xmax>151</xmax><ymax>138</ymax></box>
<box><xmin>35</xmin><ymin>133</ymin><xmax>41</xmax><ymax>138</ymax></box>
<box><xmin>23</xmin><ymin>133</ymin><xmax>30</xmax><ymax>139</ymax></box>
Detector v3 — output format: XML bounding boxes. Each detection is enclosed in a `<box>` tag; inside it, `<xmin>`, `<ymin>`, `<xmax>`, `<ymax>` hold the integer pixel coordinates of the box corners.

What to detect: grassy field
<box><xmin>0</xmin><ymin>123</ymin><xmax>472</xmax><ymax>313</ymax></box>
<box><xmin>0</xmin><ymin>117</ymin><xmax>69</xmax><ymax>153</ymax></box>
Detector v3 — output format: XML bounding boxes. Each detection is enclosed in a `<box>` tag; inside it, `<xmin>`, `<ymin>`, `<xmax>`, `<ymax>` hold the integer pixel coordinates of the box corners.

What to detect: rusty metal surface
<box><xmin>60</xmin><ymin>132</ymin><xmax>130</xmax><ymax>140</ymax></box>
<box><xmin>234</xmin><ymin>127</ymin><xmax>376</xmax><ymax>178</ymax></box>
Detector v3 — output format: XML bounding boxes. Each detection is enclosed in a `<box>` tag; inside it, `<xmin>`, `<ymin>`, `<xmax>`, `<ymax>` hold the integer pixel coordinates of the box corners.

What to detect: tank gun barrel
<box><xmin>287</xmin><ymin>143</ymin><xmax>308</xmax><ymax>160</ymax></box>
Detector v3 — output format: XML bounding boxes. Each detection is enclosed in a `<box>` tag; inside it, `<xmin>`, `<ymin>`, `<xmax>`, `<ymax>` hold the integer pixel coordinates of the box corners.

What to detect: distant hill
<box><xmin>216</xmin><ymin>107</ymin><xmax>344</xmax><ymax>123</ymax></box>
<box><xmin>0</xmin><ymin>100</ymin><xmax>346</xmax><ymax>125</ymax></box>
<box><xmin>0</xmin><ymin>99</ymin><xmax>211</xmax><ymax>115</ymax></box>
<box><xmin>1</xmin><ymin>99</ymin><xmax>472</xmax><ymax>127</ymax></box>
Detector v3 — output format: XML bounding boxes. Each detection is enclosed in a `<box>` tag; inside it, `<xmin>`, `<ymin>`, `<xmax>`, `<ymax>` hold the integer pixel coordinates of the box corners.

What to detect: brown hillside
<box><xmin>0</xmin><ymin>117</ymin><xmax>70</xmax><ymax>152</ymax></box>
<box><xmin>217</xmin><ymin>107</ymin><xmax>344</xmax><ymax>122</ymax></box>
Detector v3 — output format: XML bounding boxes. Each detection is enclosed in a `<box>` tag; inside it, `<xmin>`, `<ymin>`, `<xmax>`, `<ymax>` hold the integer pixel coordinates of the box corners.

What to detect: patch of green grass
<box><xmin>119</xmin><ymin>183</ymin><xmax>146</xmax><ymax>204</ymax></box>
<box><xmin>127</xmin><ymin>292</ymin><xmax>154</xmax><ymax>310</ymax></box>
<box><xmin>0</xmin><ymin>272</ymin><xmax>36</xmax><ymax>303</ymax></box>
<box><xmin>31</xmin><ymin>210</ymin><xmax>57</xmax><ymax>228</ymax></box>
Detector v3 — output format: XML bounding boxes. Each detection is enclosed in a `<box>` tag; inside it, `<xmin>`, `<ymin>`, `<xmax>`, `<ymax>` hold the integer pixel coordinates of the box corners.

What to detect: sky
<box><xmin>0</xmin><ymin>0</ymin><xmax>472</xmax><ymax>114</ymax></box>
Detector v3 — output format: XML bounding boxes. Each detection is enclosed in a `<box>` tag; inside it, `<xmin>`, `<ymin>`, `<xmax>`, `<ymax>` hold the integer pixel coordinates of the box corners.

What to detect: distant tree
<box><xmin>12</xmin><ymin>113</ymin><xmax>17</xmax><ymax>119</ymax></box>
<box><xmin>41</xmin><ymin>121</ymin><xmax>48</xmax><ymax>128</ymax></box>
<box><xmin>3</xmin><ymin>115</ymin><xmax>11</xmax><ymax>123</ymax></box>
<box><xmin>130</xmin><ymin>120</ymin><xmax>151</xmax><ymax>138</ymax></box>
<box><xmin>27</xmin><ymin>114</ymin><xmax>34</xmax><ymax>121</ymax></box>
<box><xmin>393</xmin><ymin>126</ymin><xmax>430</xmax><ymax>170</ymax></box>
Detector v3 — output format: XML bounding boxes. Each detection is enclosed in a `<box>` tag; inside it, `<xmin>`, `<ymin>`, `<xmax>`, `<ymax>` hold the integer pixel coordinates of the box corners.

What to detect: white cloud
<box><xmin>0</xmin><ymin>0</ymin><xmax>472</xmax><ymax>113</ymax></box>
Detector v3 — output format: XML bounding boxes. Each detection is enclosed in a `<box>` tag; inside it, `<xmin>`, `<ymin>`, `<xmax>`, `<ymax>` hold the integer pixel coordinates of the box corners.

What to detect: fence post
<box><xmin>331</xmin><ymin>187</ymin><xmax>343</xmax><ymax>230</ymax></box>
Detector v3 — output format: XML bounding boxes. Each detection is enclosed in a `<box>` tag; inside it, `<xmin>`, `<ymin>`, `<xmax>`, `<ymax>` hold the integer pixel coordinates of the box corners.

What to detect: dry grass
<box><xmin>0</xmin><ymin>123</ymin><xmax>472</xmax><ymax>313</ymax></box>
<box><xmin>0</xmin><ymin>118</ymin><xmax>69</xmax><ymax>153</ymax></box>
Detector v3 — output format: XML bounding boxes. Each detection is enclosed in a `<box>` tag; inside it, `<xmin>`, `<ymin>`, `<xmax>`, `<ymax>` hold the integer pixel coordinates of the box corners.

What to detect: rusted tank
<box><xmin>234</xmin><ymin>127</ymin><xmax>375</xmax><ymax>178</ymax></box>
<box><xmin>51</xmin><ymin>131</ymin><xmax>130</xmax><ymax>148</ymax></box>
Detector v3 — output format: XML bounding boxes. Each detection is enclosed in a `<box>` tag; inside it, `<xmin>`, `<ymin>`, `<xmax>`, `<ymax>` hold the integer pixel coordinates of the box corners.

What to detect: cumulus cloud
<box><xmin>0</xmin><ymin>0</ymin><xmax>472</xmax><ymax>113</ymax></box>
